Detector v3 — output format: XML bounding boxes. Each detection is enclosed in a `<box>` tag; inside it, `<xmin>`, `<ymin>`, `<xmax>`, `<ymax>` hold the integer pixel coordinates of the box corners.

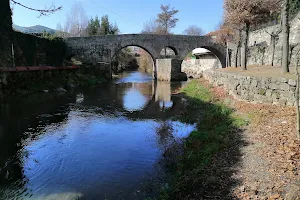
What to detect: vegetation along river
<box><xmin>0</xmin><ymin>71</ymin><xmax>195</xmax><ymax>200</ymax></box>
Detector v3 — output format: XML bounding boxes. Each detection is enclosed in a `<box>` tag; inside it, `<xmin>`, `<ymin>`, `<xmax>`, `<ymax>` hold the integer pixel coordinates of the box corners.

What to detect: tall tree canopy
<box><xmin>86</xmin><ymin>16</ymin><xmax>101</xmax><ymax>36</ymax></box>
<box><xmin>156</xmin><ymin>4</ymin><xmax>179</xmax><ymax>34</ymax></box>
<box><xmin>98</xmin><ymin>15</ymin><xmax>119</xmax><ymax>35</ymax></box>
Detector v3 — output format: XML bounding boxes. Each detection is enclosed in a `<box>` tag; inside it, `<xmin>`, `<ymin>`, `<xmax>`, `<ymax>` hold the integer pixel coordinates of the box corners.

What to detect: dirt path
<box><xmin>201</xmin><ymin>79</ymin><xmax>300</xmax><ymax>200</ymax></box>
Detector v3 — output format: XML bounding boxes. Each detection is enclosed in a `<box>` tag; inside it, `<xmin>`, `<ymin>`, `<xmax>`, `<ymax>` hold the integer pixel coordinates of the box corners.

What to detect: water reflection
<box><xmin>0</xmin><ymin>71</ymin><xmax>193</xmax><ymax>200</ymax></box>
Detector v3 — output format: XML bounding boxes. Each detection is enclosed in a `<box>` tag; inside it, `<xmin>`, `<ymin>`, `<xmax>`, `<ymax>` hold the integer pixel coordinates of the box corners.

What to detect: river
<box><xmin>0</xmin><ymin>71</ymin><xmax>194</xmax><ymax>200</ymax></box>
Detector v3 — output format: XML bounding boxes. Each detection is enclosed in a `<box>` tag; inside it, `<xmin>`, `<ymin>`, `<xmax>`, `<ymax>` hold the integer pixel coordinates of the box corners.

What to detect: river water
<box><xmin>0</xmin><ymin>71</ymin><xmax>194</xmax><ymax>200</ymax></box>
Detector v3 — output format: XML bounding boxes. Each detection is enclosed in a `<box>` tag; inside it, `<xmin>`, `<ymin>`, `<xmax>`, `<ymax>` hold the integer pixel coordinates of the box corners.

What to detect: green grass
<box><xmin>162</xmin><ymin>80</ymin><xmax>248</xmax><ymax>199</ymax></box>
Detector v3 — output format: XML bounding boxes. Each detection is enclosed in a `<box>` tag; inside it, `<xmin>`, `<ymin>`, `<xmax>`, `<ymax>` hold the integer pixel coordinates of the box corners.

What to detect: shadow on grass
<box><xmin>160</xmin><ymin>80</ymin><xmax>249</xmax><ymax>200</ymax></box>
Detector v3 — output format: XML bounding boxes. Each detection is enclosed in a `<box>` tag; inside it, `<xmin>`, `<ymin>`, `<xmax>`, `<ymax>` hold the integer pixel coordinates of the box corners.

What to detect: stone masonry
<box><xmin>182</xmin><ymin>54</ymin><xmax>222</xmax><ymax>78</ymax></box>
<box><xmin>65</xmin><ymin>34</ymin><xmax>227</xmax><ymax>68</ymax></box>
<box><xmin>230</xmin><ymin>12</ymin><xmax>300</xmax><ymax>67</ymax></box>
<box><xmin>203</xmin><ymin>69</ymin><xmax>297</xmax><ymax>106</ymax></box>
<box><xmin>156</xmin><ymin>58</ymin><xmax>187</xmax><ymax>81</ymax></box>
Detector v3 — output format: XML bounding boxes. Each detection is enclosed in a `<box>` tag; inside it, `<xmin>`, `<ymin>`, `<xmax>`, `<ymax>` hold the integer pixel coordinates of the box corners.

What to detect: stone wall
<box><xmin>182</xmin><ymin>54</ymin><xmax>222</xmax><ymax>78</ymax></box>
<box><xmin>203</xmin><ymin>69</ymin><xmax>297</xmax><ymax>106</ymax></box>
<box><xmin>230</xmin><ymin>11</ymin><xmax>300</xmax><ymax>67</ymax></box>
<box><xmin>12</xmin><ymin>32</ymin><xmax>66</xmax><ymax>67</ymax></box>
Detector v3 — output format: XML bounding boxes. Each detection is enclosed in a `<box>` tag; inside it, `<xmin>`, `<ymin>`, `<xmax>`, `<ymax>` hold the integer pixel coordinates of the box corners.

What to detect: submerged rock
<box><xmin>56</xmin><ymin>87</ymin><xmax>67</xmax><ymax>93</ymax></box>
<box><xmin>65</xmin><ymin>83</ymin><xmax>75</xmax><ymax>90</ymax></box>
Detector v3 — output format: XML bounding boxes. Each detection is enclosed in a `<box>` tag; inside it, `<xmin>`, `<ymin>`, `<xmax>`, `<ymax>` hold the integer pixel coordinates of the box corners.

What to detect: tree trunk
<box><xmin>282</xmin><ymin>0</ymin><xmax>290</xmax><ymax>73</ymax></box>
<box><xmin>296</xmin><ymin>59</ymin><xmax>300</xmax><ymax>139</ymax></box>
<box><xmin>241</xmin><ymin>22</ymin><xmax>250</xmax><ymax>70</ymax></box>
<box><xmin>226</xmin><ymin>41</ymin><xmax>229</xmax><ymax>68</ymax></box>
<box><xmin>235</xmin><ymin>46</ymin><xmax>239</xmax><ymax>68</ymax></box>
<box><xmin>271</xmin><ymin>35</ymin><xmax>276</xmax><ymax>66</ymax></box>
<box><xmin>235</xmin><ymin>30</ymin><xmax>242</xmax><ymax>68</ymax></box>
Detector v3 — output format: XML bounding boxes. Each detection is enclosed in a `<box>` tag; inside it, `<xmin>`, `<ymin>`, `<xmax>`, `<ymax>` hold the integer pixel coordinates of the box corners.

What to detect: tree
<box><xmin>141</xmin><ymin>18</ymin><xmax>164</xmax><ymax>34</ymax></box>
<box><xmin>10</xmin><ymin>0</ymin><xmax>61</xmax><ymax>16</ymax></box>
<box><xmin>282</xmin><ymin>0</ymin><xmax>290</xmax><ymax>73</ymax></box>
<box><xmin>213</xmin><ymin>25</ymin><xmax>235</xmax><ymax>68</ymax></box>
<box><xmin>224</xmin><ymin>0</ymin><xmax>281</xmax><ymax>70</ymax></box>
<box><xmin>156</xmin><ymin>4</ymin><xmax>179</xmax><ymax>57</ymax></box>
<box><xmin>266</xmin><ymin>28</ymin><xmax>282</xmax><ymax>66</ymax></box>
<box><xmin>98</xmin><ymin>15</ymin><xmax>119</xmax><ymax>35</ymax></box>
<box><xmin>64</xmin><ymin>2</ymin><xmax>88</xmax><ymax>37</ymax></box>
<box><xmin>183</xmin><ymin>25</ymin><xmax>204</xmax><ymax>36</ymax></box>
<box><xmin>296</xmin><ymin>53</ymin><xmax>300</xmax><ymax>139</ymax></box>
<box><xmin>86</xmin><ymin>16</ymin><xmax>101</xmax><ymax>36</ymax></box>
<box><xmin>156</xmin><ymin>4</ymin><xmax>179</xmax><ymax>34</ymax></box>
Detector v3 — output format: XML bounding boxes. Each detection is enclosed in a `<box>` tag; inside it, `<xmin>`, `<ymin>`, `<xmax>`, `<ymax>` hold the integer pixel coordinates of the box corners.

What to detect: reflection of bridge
<box><xmin>80</xmin><ymin>81</ymin><xmax>185</xmax><ymax>119</ymax></box>
<box><xmin>66</xmin><ymin>34</ymin><xmax>226</xmax><ymax>79</ymax></box>
<box><xmin>0</xmin><ymin>80</ymin><xmax>186</xmax><ymax>193</ymax></box>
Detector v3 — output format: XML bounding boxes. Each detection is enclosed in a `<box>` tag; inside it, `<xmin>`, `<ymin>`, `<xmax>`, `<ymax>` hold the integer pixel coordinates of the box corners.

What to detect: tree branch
<box><xmin>11</xmin><ymin>0</ymin><xmax>62</xmax><ymax>17</ymax></box>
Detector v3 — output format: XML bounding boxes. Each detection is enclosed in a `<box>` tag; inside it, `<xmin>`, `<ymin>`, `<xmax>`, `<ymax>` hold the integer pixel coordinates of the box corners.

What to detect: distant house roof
<box><xmin>192</xmin><ymin>48</ymin><xmax>211</xmax><ymax>55</ymax></box>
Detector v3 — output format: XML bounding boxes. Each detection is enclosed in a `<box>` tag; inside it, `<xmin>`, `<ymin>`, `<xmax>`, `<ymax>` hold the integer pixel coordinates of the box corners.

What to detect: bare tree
<box><xmin>142</xmin><ymin>18</ymin><xmax>164</xmax><ymax>34</ymax></box>
<box><xmin>224</xmin><ymin>0</ymin><xmax>281</xmax><ymax>70</ymax></box>
<box><xmin>213</xmin><ymin>26</ymin><xmax>235</xmax><ymax>68</ymax></box>
<box><xmin>10</xmin><ymin>0</ymin><xmax>61</xmax><ymax>17</ymax></box>
<box><xmin>266</xmin><ymin>28</ymin><xmax>282</xmax><ymax>66</ymax></box>
<box><xmin>183</xmin><ymin>25</ymin><xmax>204</xmax><ymax>36</ymax></box>
<box><xmin>64</xmin><ymin>2</ymin><xmax>88</xmax><ymax>37</ymax></box>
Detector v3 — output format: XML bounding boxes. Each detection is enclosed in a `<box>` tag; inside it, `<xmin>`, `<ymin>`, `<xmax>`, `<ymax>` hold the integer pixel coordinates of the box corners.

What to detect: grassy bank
<box><xmin>160</xmin><ymin>80</ymin><xmax>248</xmax><ymax>199</ymax></box>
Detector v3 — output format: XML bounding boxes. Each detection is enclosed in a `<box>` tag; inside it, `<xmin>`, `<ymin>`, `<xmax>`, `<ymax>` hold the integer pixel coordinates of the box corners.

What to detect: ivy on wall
<box><xmin>13</xmin><ymin>32</ymin><xmax>66</xmax><ymax>66</ymax></box>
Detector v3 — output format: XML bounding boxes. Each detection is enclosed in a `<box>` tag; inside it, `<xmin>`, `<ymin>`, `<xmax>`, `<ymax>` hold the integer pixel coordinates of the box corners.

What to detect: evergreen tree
<box><xmin>86</xmin><ymin>16</ymin><xmax>100</xmax><ymax>36</ymax></box>
<box><xmin>156</xmin><ymin>4</ymin><xmax>179</xmax><ymax>34</ymax></box>
<box><xmin>99</xmin><ymin>15</ymin><xmax>110</xmax><ymax>35</ymax></box>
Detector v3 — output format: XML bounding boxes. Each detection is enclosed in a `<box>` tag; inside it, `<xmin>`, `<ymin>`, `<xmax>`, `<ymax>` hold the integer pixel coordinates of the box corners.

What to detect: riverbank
<box><xmin>0</xmin><ymin>66</ymin><xmax>110</xmax><ymax>98</ymax></box>
<box><xmin>163</xmin><ymin>79</ymin><xmax>300</xmax><ymax>199</ymax></box>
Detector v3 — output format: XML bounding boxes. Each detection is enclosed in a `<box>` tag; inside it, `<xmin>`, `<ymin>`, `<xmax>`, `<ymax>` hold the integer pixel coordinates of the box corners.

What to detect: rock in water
<box><xmin>56</xmin><ymin>87</ymin><xmax>67</xmax><ymax>93</ymax></box>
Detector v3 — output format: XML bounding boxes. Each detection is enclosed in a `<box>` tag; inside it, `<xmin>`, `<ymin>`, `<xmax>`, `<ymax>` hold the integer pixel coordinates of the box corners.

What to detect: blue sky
<box><xmin>12</xmin><ymin>0</ymin><xmax>224</xmax><ymax>34</ymax></box>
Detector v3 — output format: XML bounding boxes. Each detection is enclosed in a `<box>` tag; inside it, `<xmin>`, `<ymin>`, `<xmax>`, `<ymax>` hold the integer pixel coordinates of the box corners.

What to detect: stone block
<box><xmin>278</xmin><ymin>98</ymin><xmax>287</xmax><ymax>105</ymax></box>
<box><xmin>290</xmin><ymin>86</ymin><xmax>296</xmax><ymax>92</ymax></box>
<box><xmin>280</xmin><ymin>78</ymin><xmax>288</xmax><ymax>83</ymax></box>
<box><xmin>279</xmin><ymin>83</ymin><xmax>290</xmax><ymax>91</ymax></box>
<box><xmin>251</xmin><ymin>79</ymin><xmax>258</xmax><ymax>87</ymax></box>
<box><xmin>266</xmin><ymin>89</ymin><xmax>272</xmax><ymax>97</ymax></box>
<box><xmin>288</xmin><ymin>79</ymin><xmax>297</xmax><ymax>86</ymax></box>
<box><xmin>270</xmin><ymin>82</ymin><xmax>279</xmax><ymax>90</ymax></box>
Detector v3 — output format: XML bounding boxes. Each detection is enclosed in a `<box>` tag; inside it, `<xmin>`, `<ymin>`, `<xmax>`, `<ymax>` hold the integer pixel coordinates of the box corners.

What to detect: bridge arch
<box><xmin>159</xmin><ymin>46</ymin><xmax>178</xmax><ymax>58</ymax></box>
<box><xmin>112</xmin><ymin>44</ymin><xmax>156</xmax><ymax>74</ymax></box>
<box><xmin>112</xmin><ymin>44</ymin><xmax>155</xmax><ymax>63</ymax></box>
<box><xmin>199</xmin><ymin>46</ymin><xmax>226</xmax><ymax>68</ymax></box>
<box><xmin>180</xmin><ymin>44</ymin><xmax>226</xmax><ymax>68</ymax></box>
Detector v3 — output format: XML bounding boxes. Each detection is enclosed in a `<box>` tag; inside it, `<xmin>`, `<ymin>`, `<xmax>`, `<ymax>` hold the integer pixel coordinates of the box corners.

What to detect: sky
<box><xmin>11</xmin><ymin>0</ymin><xmax>224</xmax><ymax>34</ymax></box>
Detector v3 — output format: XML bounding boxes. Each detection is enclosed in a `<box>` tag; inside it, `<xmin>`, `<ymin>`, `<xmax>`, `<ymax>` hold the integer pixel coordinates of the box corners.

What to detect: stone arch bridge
<box><xmin>65</xmin><ymin>34</ymin><xmax>226</xmax><ymax>79</ymax></box>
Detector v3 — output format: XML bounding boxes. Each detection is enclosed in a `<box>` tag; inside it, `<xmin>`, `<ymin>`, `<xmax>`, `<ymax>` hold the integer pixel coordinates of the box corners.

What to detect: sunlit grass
<box><xmin>161</xmin><ymin>80</ymin><xmax>248</xmax><ymax>199</ymax></box>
